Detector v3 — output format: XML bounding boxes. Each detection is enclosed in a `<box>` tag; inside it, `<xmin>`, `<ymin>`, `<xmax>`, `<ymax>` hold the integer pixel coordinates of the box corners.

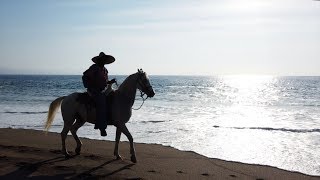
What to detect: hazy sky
<box><xmin>0</xmin><ymin>0</ymin><xmax>319</xmax><ymax>75</ymax></box>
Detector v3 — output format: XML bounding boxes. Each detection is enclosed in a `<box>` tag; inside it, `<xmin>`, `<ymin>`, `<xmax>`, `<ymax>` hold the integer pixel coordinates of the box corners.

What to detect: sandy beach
<box><xmin>0</xmin><ymin>128</ymin><xmax>318</xmax><ymax>180</ymax></box>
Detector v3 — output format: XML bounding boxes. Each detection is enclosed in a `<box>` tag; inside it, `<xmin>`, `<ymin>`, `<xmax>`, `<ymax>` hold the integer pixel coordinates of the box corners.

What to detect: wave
<box><xmin>140</xmin><ymin>120</ymin><xmax>166</xmax><ymax>124</ymax></box>
<box><xmin>303</xmin><ymin>104</ymin><xmax>320</xmax><ymax>107</ymax></box>
<box><xmin>212</xmin><ymin>125</ymin><xmax>320</xmax><ymax>133</ymax></box>
<box><xmin>147</xmin><ymin>130</ymin><xmax>165</xmax><ymax>134</ymax></box>
<box><xmin>8</xmin><ymin>124</ymin><xmax>63</xmax><ymax>129</ymax></box>
<box><xmin>3</xmin><ymin>111</ymin><xmax>48</xmax><ymax>114</ymax></box>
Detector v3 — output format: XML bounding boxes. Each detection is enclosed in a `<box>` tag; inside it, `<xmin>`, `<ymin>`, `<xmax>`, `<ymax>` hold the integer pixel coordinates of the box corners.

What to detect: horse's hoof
<box><xmin>131</xmin><ymin>155</ymin><xmax>137</xmax><ymax>163</ymax></box>
<box><xmin>75</xmin><ymin>147</ymin><xmax>81</xmax><ymax>155</ymax></box>
<box><xmin>64</xmin><ymin>153</ymin><xmax>71</xmax><ymax>159</ymax></box>
<box><xmin>115</xmin><ymin>155</ymin><xmax>123</xmax><ymax>160</ymax></box>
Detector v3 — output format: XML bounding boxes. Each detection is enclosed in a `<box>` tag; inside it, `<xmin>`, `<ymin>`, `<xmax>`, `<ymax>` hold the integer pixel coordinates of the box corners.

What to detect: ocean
<box><xmin>0</xmin><ymin>75</ymin><xmax>319</xmax><ymax>175</ymax></box>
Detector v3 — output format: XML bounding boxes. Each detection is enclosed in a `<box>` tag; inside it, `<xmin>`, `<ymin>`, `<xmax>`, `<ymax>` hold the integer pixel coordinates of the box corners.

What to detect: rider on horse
<box><xmin>82</xmin><ymin>52</ymin><xmax>116</xmax><ymax>136</ymax></box>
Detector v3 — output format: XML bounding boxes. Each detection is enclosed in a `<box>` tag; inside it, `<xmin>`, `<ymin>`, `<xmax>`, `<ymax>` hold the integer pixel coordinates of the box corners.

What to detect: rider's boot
<box><xmin>100</xmin><ymin>129</ymin><xmax>107</xmax><ymax>136</ymax></box>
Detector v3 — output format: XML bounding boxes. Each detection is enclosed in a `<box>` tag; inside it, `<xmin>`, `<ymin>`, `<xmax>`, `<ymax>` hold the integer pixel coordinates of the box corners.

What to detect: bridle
<box><xmin>132</xmin><ymin>73</ymin><xmax>153</xmax><ymax>110</ymax></box>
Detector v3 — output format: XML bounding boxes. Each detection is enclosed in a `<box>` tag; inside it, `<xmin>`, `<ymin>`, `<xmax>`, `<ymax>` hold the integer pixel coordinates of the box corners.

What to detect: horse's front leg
<box><xmin>61</xmin><ymin>126</ymin><xmax>70</xmax><ymax>158</ymax></box>
<box><xmin>118</xmin><ymin>124</ymin><xmax>137</xmax><ymax>163</ymax></box>
<box><xmin>114</xmin><ymin>127</ymin><xmax>122</xmax><ymax>160</ymax></box>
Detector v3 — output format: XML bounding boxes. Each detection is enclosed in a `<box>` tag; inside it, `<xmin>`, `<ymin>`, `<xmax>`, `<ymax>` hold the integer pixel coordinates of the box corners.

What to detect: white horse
<box><xmin>45</xmin><ymin>69</ymin><xmax>155</xmax><ymax>163</ymax></box>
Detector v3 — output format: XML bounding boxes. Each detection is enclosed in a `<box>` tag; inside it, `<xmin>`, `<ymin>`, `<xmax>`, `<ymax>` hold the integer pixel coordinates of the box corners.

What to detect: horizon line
<box><xmin>1</xmin><ymin>73</ymin><xmax>320</xmax><ymax>77</ymax></box>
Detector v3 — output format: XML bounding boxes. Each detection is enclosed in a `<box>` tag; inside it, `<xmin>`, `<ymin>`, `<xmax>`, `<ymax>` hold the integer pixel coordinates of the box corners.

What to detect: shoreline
<box><xmin>0</xmin><ymin>128</ymin><xmax>318</xmax><ymax>179</ymax></box>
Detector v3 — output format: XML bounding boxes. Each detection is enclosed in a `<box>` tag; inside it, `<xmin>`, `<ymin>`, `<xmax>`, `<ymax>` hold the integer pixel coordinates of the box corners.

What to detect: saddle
<box><xmin>76</xmin><ymin>91</ymin><xmax>115</xmax><ymax>125</ymax></box>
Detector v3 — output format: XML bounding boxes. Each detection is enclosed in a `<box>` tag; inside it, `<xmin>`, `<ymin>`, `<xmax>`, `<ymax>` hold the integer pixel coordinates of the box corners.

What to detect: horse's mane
<box><xmin>117</xmin><ymin>72</ymin><xmax>138</xmax><ymax>92</ymax></box>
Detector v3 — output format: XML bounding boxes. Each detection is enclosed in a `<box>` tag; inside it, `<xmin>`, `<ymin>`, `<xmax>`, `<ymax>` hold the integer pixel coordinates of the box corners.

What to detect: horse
<box><xmin>44</xmin><ymin>69</ymin><xmax>155</xmax><ymax>163</ymax></box>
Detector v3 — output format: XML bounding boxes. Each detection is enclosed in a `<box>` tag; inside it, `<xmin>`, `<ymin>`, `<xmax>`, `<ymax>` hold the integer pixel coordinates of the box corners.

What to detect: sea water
<box><xmin>0</xmin><ymin>75</ymin><xmax>319</xmax><ymax>175</ymax></box>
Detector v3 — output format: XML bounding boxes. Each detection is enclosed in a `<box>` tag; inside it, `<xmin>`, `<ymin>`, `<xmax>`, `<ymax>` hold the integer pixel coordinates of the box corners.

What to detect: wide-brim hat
<box><xmin>92</xmin><ymin>52</ymin><xmax>115</xmax><ymax>64</ymax></box>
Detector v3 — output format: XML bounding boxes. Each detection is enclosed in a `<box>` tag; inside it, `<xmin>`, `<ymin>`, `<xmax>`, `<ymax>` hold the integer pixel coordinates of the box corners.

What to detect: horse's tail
<box><xmin>45</xmin><ymin>96</ymin><xmax>65</xmax><ymax>132</ymax></box>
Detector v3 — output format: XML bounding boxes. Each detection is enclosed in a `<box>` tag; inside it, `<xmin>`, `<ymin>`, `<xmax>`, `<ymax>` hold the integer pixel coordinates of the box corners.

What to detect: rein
<box><xmin>132</xmin><ymin>74</ymin><xmax>151</xmax><ymax>110</ymax></box>
<box><xmin>113</xmin><ymin>73</ymin><xmax>152</xmax><ymax>111</ymax></box>
<box><xmin>132</xmin><ymin>90</ymin><xmax>148</xmax><ymax>110</ymax></box>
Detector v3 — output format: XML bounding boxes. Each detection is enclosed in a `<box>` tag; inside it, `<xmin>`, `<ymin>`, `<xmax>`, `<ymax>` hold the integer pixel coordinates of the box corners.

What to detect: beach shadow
<box><xmin>72</xmin><ymin>159</ymin><xmax>135</xmax><ymax>179</ymax></box>
<box><xmin>1</xmin><ymin>156</ymin><xmax>74</xmax><ymax>179</ymax></box>
<box><xmin>7</xmin><ymin>173</ymin><xmax>75</xmax><ymax>180</ymax></box>
<box><xmin>103</xmin><ymin>163</ymin><xmax>135</xmax><ymax>177</ymax></box>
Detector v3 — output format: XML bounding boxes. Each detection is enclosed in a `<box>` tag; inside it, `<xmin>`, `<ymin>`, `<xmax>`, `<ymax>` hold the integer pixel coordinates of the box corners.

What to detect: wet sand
<box><xmin>0</xmin><ymin>128</ymin><xmax>318</xmax><ymax>179</ymax></box>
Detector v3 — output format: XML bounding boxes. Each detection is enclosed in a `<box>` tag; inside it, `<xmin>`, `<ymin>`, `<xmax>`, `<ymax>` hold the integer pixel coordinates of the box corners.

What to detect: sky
<box><xmin>0</xmin><ymin>0</ymin><xmax>319</xmax><ymax>76</ymax></box>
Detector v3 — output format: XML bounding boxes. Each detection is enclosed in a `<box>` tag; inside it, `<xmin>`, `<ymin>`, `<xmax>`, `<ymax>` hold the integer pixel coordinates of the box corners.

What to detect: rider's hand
<box><xmin>109</xmin><ymin>78</ymin><xmax>116</xmax><ymax>84</ymax></box>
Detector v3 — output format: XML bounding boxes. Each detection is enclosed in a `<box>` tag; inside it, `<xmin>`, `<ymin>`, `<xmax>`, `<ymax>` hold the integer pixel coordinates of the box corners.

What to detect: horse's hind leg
<box><xmin>70</xmin><ymin>119</ymin><xmax>85</xmax><ymax>155</ymax></box>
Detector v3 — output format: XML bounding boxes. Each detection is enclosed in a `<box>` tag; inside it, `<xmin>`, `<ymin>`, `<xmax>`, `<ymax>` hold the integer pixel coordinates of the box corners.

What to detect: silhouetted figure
<box><xmin>82</xmin><ymin>52</ymin><xmax>116</xmax><ymax>136</ymax></box>
<box><xmin>46</xmin><ymin>69</ymin><xmax>155</xmax><ymax>161</ymax></box>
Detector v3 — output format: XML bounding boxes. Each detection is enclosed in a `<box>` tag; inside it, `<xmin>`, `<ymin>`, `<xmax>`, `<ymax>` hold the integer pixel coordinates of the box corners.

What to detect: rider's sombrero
<box><xmin>92</xmin><ymin>52</ymin><xmax>115</xmax><ymax>64</ymax></box>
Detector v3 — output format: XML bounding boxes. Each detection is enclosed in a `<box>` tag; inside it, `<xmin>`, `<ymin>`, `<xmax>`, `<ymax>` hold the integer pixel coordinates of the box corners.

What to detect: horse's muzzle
<box><xmin>147</xmin><ymin>90</ymin><xmax>155</xmax><ymax>98</ymax></box>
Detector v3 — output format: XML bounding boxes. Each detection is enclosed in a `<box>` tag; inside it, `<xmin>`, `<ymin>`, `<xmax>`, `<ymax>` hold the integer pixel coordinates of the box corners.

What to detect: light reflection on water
<box><xmin>0</xmin><ymin>75</ymin><xmax>320</xmax><ymax>175</ymax></box>
<box><xmin>135</xmin><ymin>75</ymin><xmax>320</xmax><ymax>175</ymax></box>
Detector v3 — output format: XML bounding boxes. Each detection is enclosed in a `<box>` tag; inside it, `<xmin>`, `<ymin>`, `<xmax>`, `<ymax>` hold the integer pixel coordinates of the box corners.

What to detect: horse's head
<box><xmin>136</xmin><ymin>69</ymin><xmax>155</xmax><ymax>98</ymax></box>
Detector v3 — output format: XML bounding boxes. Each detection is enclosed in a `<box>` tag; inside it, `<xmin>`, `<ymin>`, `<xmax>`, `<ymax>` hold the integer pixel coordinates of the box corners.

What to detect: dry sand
<box><xmin>0</xmin><ymin>128</ymin><xmax>318</xmax><ymax>180</ymax></box>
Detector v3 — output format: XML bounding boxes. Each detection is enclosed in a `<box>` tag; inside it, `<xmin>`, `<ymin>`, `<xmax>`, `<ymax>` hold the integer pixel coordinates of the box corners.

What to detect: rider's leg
<box><xmin>95</xmin><ymin>92</ymin><xmax>107</xmax><ymax>136</ymax></box>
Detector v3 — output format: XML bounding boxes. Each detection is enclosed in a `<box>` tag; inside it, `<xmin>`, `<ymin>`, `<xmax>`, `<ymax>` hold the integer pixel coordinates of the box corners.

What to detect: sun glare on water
<box><xmin>218</xmin><ymin>75</ymin><xmax>278</xmax><ymax>127</ymax></box>
<box><xmin>223</xmin><ymin>75</ymin><xmax>274</xmax><ymax>90</ymax></box>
